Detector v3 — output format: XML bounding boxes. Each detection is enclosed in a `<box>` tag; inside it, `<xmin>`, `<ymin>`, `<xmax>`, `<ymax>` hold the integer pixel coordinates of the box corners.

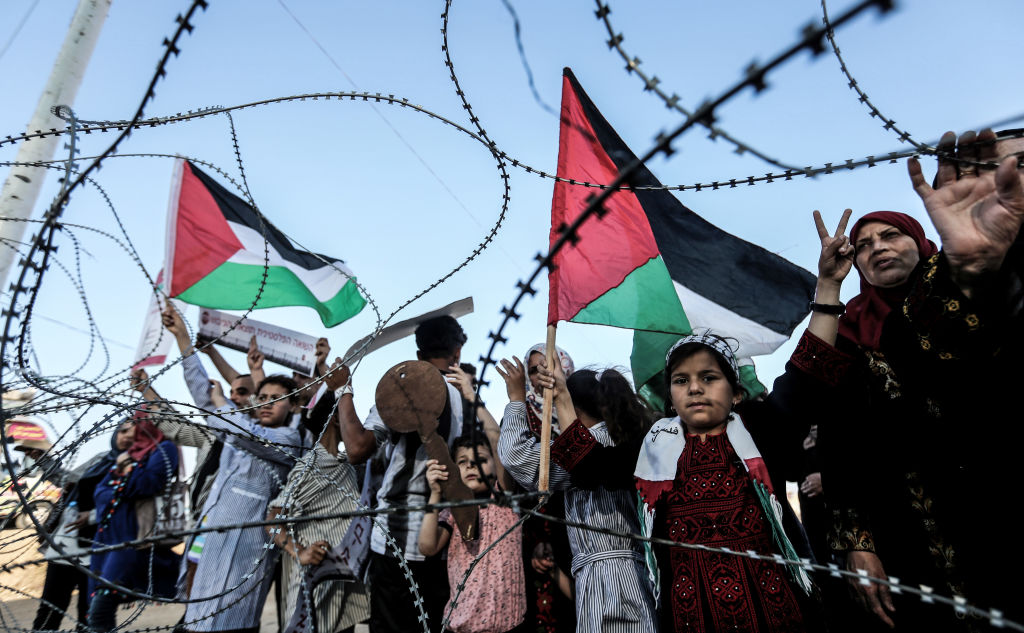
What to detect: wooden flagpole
<box><xmin>538</xmin><ymin>324</ymin><xmax>557</xmax><ymax>492</ymax></box>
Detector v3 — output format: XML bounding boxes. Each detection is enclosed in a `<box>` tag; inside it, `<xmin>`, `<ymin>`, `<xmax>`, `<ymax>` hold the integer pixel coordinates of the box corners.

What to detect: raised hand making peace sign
<box><xmin>807</xmin><ymin>208</ymin><xmax>853</xmax><ymax>346</ymax></box>
<box><xmin>813</xmin><ymin>208</ymin><xmax>854</xmax><ymax>286</ymax></box>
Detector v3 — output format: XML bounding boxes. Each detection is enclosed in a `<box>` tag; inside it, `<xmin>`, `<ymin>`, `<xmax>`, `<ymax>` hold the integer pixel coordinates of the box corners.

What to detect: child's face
<box><xmin>669</xmin><ymin>349</ymin><xmax>742</xmax><ymax>436</ymax></box>
<box><xmin>255</xmin><ymin>383</ymin><xmax>294</xmax><ymax>427</ymax></box>
<box><xmin>454</xmin><ymin>445</ymin><xmax>495</xmax><ymax>494</ymax></box>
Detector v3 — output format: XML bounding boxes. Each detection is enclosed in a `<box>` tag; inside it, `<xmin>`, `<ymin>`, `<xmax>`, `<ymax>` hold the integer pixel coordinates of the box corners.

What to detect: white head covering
<box><xmin>523</xmin><ymin>343</ymin><xmax>575</xmax><ymax>423</ymax></box>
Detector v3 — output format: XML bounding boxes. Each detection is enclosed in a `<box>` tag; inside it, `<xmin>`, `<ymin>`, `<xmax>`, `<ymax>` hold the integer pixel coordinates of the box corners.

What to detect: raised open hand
<box><xmin>909</xmin><ymin>129</ymin><xmax>1024</xmax><ymax>288</ymax></box>
<box><xmin>445</xmin><ymin>364</ymin><xmax>476</xmax><ymax>402</ymax></box>
<box><xmin>495</xmin><ymin>356</ymin><xmax>527</xmax><ymax>403</ymax></box>
<box><xmin>812</xmin><ymin>209</ymin><xmax>854</xmax><ymax>286</ymax></box>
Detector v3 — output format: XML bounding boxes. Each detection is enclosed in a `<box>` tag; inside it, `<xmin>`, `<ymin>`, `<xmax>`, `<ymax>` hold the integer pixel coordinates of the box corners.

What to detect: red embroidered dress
<box><xmin>659</xmin><ymin>432</ymin><xmax>804</xmax><ymax>633</ymax></box>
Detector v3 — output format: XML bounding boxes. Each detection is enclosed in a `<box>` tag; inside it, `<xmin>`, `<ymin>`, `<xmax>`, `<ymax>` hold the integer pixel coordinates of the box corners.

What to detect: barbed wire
<box><xmin>820</xmin><ymin>0</ymin><xmax>927</xmax><ymax>151</ymax></box>
<box><xmin>592</xmin><ymin>0</ymin><xmax>824</xmax><ymax>174</ymax></box>
<box><xmin>2</xmin><ymin>0</ymin><xmax>1020</xmax><ymax>631</ymax></box>
<box><xmin>5</xmin><ymin>90</ymin><xmax>1018</xmax><ymax>201</ymax></box>
<box><xmin>3</xmin><ymin>481</ymin><xmax>1017</xmax><ymax>629</ymax></box>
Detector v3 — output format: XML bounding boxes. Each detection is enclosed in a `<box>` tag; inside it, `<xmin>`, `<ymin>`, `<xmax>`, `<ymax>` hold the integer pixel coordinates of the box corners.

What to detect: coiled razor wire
<box><xmin>2</xmin><ymin>0</ymin><xmax>1022</xmax><ymax>631</ymax></box>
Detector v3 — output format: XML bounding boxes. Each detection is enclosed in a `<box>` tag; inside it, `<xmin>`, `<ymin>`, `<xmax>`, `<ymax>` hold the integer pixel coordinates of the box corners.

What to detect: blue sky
<box><xmin>2</xmin><ymin>0</ymin><xmax>1023</xmax><ymax>464</ymax></box>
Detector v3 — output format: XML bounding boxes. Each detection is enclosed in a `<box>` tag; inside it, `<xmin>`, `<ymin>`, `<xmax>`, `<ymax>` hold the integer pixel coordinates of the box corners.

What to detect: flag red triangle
<box><xmin>167</xmin><ymin>161</ymin><xmax>245</xmax><ymax>297</ymax></box>
<box><xmin>548</xmin><ymin>69</ymin><xmax>661</xmax><ymax>325</ymax></box>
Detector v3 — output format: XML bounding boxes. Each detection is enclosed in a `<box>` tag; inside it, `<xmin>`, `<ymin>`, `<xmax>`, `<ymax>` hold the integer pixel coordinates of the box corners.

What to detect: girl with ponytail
<box><xmin>497</xmin><ymin>358</ymin><xmax>656</xmax><ymax>632</ymax></box>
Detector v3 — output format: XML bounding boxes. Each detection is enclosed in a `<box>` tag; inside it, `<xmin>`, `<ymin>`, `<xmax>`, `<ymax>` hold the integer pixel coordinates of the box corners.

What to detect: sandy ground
<box><xmin>0</xmin><ymin>528</ymin><xmax>370</xmax><ymax>632</ymax></box>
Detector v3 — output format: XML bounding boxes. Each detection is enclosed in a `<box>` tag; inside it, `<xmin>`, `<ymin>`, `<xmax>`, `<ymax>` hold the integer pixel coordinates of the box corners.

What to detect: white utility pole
<box><xmin>0</xmin><ymin>0</ymin><xmax>112</xmax><ymax>289</ymax></box>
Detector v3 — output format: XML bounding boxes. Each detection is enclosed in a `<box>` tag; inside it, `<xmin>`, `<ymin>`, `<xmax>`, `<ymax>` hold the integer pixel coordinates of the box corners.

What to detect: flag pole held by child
<box><xmin>537</xmin><ymin>324</ymin><xmax>557</xmax><ymax>493</ymax></box>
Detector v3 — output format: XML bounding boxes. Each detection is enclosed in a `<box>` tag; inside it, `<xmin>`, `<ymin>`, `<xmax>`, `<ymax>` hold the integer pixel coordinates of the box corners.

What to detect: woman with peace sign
<box><xmin>800</xmin><ymin>128</ymin><xmax>1024</xmax><ymax>631</ymax></box>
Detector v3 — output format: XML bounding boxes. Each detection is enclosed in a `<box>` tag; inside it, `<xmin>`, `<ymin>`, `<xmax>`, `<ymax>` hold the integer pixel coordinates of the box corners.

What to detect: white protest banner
<box><xmin>197</xmin><ymin>308</ymin><xmax>319</xmax><ymax>376</ymax></box>
<box><xmin>343</xmin><ymin>296</ymin><xmax>473</xmax><ymax>361</ymax></box>
<box><xmin>132</xmin><ymin>270</ymin><xmax>184</xmax><ymax>371</ymax></box>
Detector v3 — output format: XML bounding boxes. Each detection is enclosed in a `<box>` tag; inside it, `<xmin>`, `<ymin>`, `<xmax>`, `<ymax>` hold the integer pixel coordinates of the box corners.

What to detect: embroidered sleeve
<box><xmin>550</xmin><ymin>420</ymin><xmax>597</xmax><ymax>472</ymax></box>
<box><xmin>789</xmin><ymin>329</ymin><xmax>854</xmax><ymax>387</ymax></box>
<box><xmin>903</xmin><ymin>252</ymin><xmax>988</xmax><ymax>362</ymax></box>
<box><xmin>827</xmin><ymin>507</ymin><xmax>875</xmax><ymax>553</ymax></box>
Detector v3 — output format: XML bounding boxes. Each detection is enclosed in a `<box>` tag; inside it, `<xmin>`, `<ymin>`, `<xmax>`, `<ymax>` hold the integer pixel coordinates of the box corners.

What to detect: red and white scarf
<box><xmin>634</xmin><ymin>416</ymin><xmax>812</xmax><ymax>598</ymax></box>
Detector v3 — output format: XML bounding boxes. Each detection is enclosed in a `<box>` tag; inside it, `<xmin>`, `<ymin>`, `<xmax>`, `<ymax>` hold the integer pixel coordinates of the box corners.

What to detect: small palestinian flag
<box><xmin>547</xmin><ymin>68</ymin><xmax>815</xmax><ymax>406</ymax></box>
<box><xmin>164</xmin><ymin>159</ymin><xmax>366</xmax><ymax>327</ymax></box>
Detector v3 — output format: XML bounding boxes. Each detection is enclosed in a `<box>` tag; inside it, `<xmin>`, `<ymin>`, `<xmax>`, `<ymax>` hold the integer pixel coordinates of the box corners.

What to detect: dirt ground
<box><xmin>0</xmin><ymin>528</ymin><xmax>282</xmax><ymax>632</ymax></box>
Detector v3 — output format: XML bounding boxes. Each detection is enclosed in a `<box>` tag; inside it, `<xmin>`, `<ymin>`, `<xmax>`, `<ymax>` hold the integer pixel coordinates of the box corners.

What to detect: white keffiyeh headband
<box><xmin>665</xmin><ymin>329</ymin><xmax>740</xmax><ymax>380</ymax></box>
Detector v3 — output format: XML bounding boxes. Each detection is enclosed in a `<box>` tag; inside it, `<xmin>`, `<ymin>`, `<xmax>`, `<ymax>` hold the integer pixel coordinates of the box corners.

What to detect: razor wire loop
<box><xmin>1</xmin><ymin>1</ymin><xmax>1019</xmax><ymax>630</ymax></box>
<box><xmin>820</xmin><ymin>0</ymin><xmax>928</xmax><ymax>151</ymax></box>
<box><xmin>594</xmin><ymin>0</ymin><xmax>824</xmax><ymax>175</ymax></box>
<box><xmin>51</xmin><ymin>89</ymin><xmax>511</xmax><ymax>412</ymax></box>
<box><xmin>2</xmin><ymin>485</ymin><xmax>1017</xmax><ymax>630</ymax></box>
<box><xmin>3</xmin><ymin>0</ymin><xmax>491</xmax><ymax>622</ymax></box>
<box><xmin>0</xmin><ymin>145</ymin><xmax>358</xmax><ymax>445</ymax></box>
<box><xmin>0</xmin><ymin>0</ymin><xmax>223</xmax><ymax>605</ymax></box>
<box><xmin>20</xmin><ymin>92</ymin><xmax>1024</xmax><ymax>196</ymax></box>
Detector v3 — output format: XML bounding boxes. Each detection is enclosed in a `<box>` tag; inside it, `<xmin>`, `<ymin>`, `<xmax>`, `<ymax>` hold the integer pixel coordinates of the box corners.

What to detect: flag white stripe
<box><xmin>673</xmin><ymin>281</ymin><xmax>789</xmax><ymax>357</ymax></box>
<box><xmin>226</xmin><ymin>221</ymin><xmax>357</xmax><ymax>303</ymax></box>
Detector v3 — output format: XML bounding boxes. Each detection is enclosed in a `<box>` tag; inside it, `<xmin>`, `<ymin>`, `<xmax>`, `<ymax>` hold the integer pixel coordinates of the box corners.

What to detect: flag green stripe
<box><xmin>177</xmin><ymin>261</ymin><xmax>366</xmax><ymax>328</ymax></box>
<box><xmin>738</xmin><ymin>364</ymin><xmax>766</xmax><ymax>400</ymax></box>
<box><xmin>568</xmin><ymin>256</ymin><xmax>689</xmax><ymax>333</ymax></box>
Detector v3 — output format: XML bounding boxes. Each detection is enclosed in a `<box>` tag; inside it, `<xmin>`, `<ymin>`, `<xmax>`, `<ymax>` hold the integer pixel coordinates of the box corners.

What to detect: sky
<box><xmin>2</xmin><ymin>0</ymin><xmax>1023</xmax><ymax>468</ymax></box>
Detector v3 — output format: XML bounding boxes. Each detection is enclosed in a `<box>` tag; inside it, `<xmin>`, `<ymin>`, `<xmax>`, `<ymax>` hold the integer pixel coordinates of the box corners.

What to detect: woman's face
<box><xmin>115</xmin><ymin>423</ymin><xmax>136</xmax><ymax>451</ymax></box>
<box><xmin>255</xmin><ymin>383</ymin><xmax>294</xmax><ymax>428</ymax></box>
<box><xmin>668</xmin><ymin>349</ymin><xmax>742</xmax><ymax>436</ymax></box>
<box><xmin>527</xmin><ymin>351</ymin><xmax>546</xmax><ymax>392</ymax></box>
<box><xmin>853</xmin><ymin>221</ymin><xmax>921</xmax><ymax>288</ymax></box>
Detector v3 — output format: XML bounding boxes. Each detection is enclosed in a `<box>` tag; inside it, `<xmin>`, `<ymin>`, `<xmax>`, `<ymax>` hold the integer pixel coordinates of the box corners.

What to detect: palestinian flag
<box><xmin>163</xmin><ymin>159</ymin><xmax>366</xmax><ymax>327</ymax></box>
<box><xmin>547</xmin><ymin>68</ymin><xmax>815</xmax><ymax>406</ymax></box>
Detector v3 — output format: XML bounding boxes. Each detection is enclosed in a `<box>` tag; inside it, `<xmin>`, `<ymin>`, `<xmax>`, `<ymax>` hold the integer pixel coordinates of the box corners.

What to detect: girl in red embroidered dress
<box><xmin>635</xmin><ymin>332</ymin><xmax>813</xmax><ymax>633</ymax></box>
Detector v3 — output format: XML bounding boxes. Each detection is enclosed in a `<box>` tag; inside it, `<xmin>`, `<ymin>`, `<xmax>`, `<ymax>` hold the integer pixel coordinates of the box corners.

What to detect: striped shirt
<box><xmin>365</xmin><ymin>382</ymin><xmax>464</xmax><ymax>561</ymax></box>
<box><xmin>270</xmin><ymin>444</ymin><xmax>369</xmax><ymax>633</ymax></box>
<box><xmin>498</xmin><ymin>402</ymin><xmax>656</xmax><ymax>633</ymax></box>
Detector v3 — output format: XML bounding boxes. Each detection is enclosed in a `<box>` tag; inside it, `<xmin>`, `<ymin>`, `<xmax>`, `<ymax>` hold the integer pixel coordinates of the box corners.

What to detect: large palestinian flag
<box><xmin>547</xmin><ymin>68</ymin><xmax>815</xmax><ymax>405</ymax></box>
<box><xmin>164</xmin><ymin>159</ymin><xmax>366</xmax><ymax>327</ymax></box>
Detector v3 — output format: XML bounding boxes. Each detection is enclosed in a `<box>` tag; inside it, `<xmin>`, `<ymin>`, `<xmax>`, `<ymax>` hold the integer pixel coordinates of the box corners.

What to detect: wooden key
<box><xmin>375</xmin><ymin>361</ymin><xmax>479</xmax><ymax>539</ymax></box>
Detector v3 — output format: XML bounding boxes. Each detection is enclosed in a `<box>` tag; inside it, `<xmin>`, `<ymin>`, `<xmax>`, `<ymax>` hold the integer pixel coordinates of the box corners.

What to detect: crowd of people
<box><xmin>20</xmin><ymin>127</ymin><xmax>1024</xmax><ymax>633</ymax></box>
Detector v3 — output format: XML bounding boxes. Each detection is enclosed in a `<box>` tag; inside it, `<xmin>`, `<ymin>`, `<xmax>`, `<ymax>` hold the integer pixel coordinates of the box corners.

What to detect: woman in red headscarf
<box><xmin>797</xmin><ymin>129</ymin><xmax>1024</xmax><ymax>631</ymax></box>
<box><xmin>87</xmin><ymin>414</ymin><xmax>181</xmax><ymax>632</ymax></box>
